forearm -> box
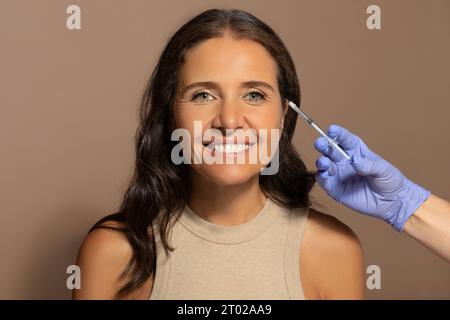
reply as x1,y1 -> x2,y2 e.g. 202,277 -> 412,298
403,194 -> 450,262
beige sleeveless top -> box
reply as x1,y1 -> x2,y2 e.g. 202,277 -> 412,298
149,197 -> 309,300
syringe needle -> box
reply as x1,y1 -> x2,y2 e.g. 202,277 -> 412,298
287,100 -> 351,161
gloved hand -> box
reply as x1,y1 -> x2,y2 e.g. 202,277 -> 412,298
314,124 -> 431,232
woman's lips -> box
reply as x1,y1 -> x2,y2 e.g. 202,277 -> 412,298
200,132 -> 259,157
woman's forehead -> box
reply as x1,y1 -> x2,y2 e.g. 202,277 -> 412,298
179,36 -> 278,85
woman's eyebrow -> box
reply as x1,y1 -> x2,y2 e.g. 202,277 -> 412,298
181,80 -> 275,95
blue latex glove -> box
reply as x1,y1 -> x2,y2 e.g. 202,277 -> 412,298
314,124 -> 431,232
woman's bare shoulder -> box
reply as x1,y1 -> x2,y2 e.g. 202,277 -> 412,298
305,209 -> 362,246
73,220 -> 153,299
301,208 -> 365,299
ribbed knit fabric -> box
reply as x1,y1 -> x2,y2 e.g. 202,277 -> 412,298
149,197 -> 309,300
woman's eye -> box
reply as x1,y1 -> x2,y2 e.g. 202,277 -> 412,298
192,91 -> 213,102
246,91 -> 266,103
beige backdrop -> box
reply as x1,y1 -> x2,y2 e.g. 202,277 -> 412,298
1,0 -> 449,299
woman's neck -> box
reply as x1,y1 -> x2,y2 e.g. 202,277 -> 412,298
188,171 -> 267,227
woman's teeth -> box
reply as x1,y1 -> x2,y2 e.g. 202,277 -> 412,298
212,143 -> 250,153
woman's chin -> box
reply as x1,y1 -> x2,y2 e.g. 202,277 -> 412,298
201,164 -> 262,186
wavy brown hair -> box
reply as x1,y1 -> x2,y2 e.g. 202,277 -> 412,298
89,8 -> 316,298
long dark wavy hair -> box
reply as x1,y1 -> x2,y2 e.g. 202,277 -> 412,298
89,8 -> 316,298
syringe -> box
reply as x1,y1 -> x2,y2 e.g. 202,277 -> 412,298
286,100 -> 351,161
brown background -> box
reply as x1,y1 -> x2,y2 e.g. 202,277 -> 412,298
0,0 -> 449,299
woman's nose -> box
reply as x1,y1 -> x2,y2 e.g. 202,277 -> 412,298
212,99 -> 245,130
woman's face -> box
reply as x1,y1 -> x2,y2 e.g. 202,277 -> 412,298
173,34 -> 287,186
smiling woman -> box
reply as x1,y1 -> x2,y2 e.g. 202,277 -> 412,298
174,35 -> 285,183
73,8 -> 365,300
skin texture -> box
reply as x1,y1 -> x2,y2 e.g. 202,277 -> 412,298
403,194 -> 450,262
73,32 -> 365,299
